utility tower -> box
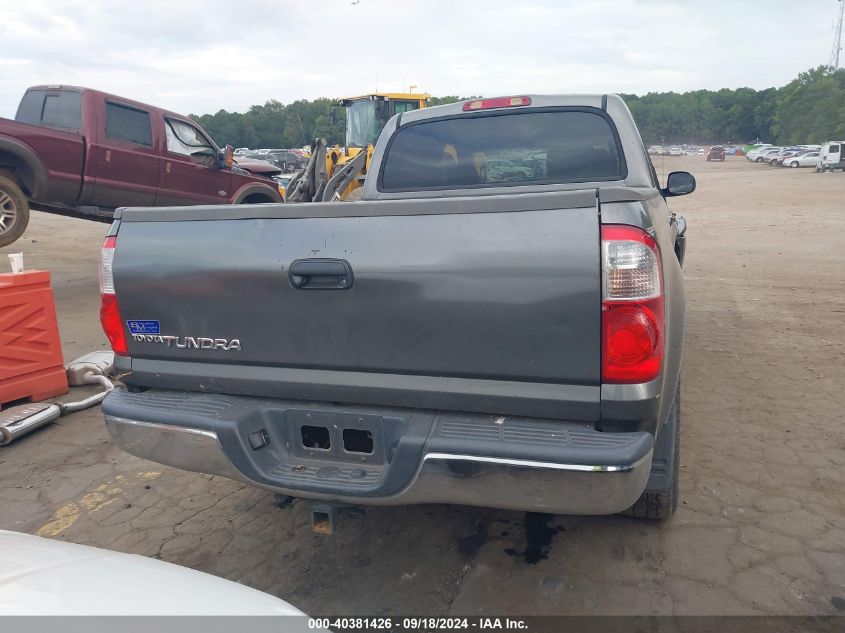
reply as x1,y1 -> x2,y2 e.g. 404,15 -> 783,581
832,0 -> 845,69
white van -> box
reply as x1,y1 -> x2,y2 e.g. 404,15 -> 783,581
818,141 -> 845,172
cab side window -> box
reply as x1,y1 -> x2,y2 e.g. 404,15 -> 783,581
165,119 -> 214,158
105,102 -> 152,145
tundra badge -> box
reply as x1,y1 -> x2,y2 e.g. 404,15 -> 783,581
130,334 -> 242,352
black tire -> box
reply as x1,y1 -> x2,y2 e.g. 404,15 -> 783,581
623,383 -> 681,521
0,174 -> 30,248
790,161 -> 799,168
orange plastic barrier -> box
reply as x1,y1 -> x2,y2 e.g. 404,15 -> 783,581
0,270 -> 68,409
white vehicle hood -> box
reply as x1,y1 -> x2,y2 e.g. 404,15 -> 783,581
0,530 -> 302,615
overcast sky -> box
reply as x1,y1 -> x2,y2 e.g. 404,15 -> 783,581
0,0 -> 839,117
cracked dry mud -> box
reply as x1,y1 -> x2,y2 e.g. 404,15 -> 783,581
1,156 -> 843,615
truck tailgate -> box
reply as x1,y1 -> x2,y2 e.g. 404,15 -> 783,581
114,190 -> 601,420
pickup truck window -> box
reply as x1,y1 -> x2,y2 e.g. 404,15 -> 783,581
165,119 -> 214,156
14,90 -> 82,130
105,102 -> 152,146
15,91 -> 44,125
380,109 -> 625,191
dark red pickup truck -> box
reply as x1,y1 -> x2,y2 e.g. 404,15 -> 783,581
0,85 -> 283,247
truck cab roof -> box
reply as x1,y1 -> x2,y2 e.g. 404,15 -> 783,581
22,85 -> 193,130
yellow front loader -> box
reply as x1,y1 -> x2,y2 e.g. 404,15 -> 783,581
286,92 -> 429,203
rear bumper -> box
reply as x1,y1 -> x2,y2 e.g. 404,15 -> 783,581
103,389 -> 653,515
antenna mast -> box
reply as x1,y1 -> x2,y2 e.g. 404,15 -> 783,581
832,0 -> 845,69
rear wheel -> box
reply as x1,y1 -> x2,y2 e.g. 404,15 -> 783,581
622,383 -> 681,521
790,161 -> 799,168
0,174 -> 30,248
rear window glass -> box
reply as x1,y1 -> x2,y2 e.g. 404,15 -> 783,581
380,109 -> 624,191
15,90 -> 82,130
15,90 -> 46,125
105,102 -> 152,146
41,92 -> 82,129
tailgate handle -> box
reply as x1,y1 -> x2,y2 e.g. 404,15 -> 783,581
289,259 -> 354,290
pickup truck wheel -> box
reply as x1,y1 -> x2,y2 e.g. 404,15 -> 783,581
0,174 -> 30,248
622,383 -> 680,521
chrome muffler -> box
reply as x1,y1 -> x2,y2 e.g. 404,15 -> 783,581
0,403 -> 62,445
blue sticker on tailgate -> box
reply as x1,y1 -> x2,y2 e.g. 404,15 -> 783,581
127,320 -> 160,334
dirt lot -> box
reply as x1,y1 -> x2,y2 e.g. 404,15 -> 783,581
1,156 -> 843,616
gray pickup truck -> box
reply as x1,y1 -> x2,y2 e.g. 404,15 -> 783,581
100,94 -> 693,525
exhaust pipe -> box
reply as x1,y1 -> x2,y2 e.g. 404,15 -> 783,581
0,403 -> 62,445
0,351 -> 115,445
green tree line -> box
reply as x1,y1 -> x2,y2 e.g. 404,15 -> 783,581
192,67 -> 845,149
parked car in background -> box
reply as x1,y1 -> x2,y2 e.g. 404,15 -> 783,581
706,146 -> 725,161
746,146 -> 781,161
752,148 -> 784,163
0,530 -> 304,615
268,149 -> 308,172
0,85 -> 283,247
818,141 -> 844,172
234,155 -> 283,177
744,143 -> 772,155
668,146 -> 683,156
772,149 -> 806,166
241,150 -> 307,173
784,151 -> 820,168
273,172 -> 299,199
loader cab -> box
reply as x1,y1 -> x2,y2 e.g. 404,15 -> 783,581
341,93 -> 429,148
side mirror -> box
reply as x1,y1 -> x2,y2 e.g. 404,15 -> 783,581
663,171 -> 696,197
219,144 -> 234,169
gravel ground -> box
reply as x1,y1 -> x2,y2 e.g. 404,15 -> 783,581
1,156 -> 843,615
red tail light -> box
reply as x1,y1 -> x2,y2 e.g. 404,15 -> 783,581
601,225 -> 664,383
462,96 -> 531,111
99,235 -> 127,356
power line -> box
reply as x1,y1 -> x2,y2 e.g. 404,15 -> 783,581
831,0 -> 845,69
